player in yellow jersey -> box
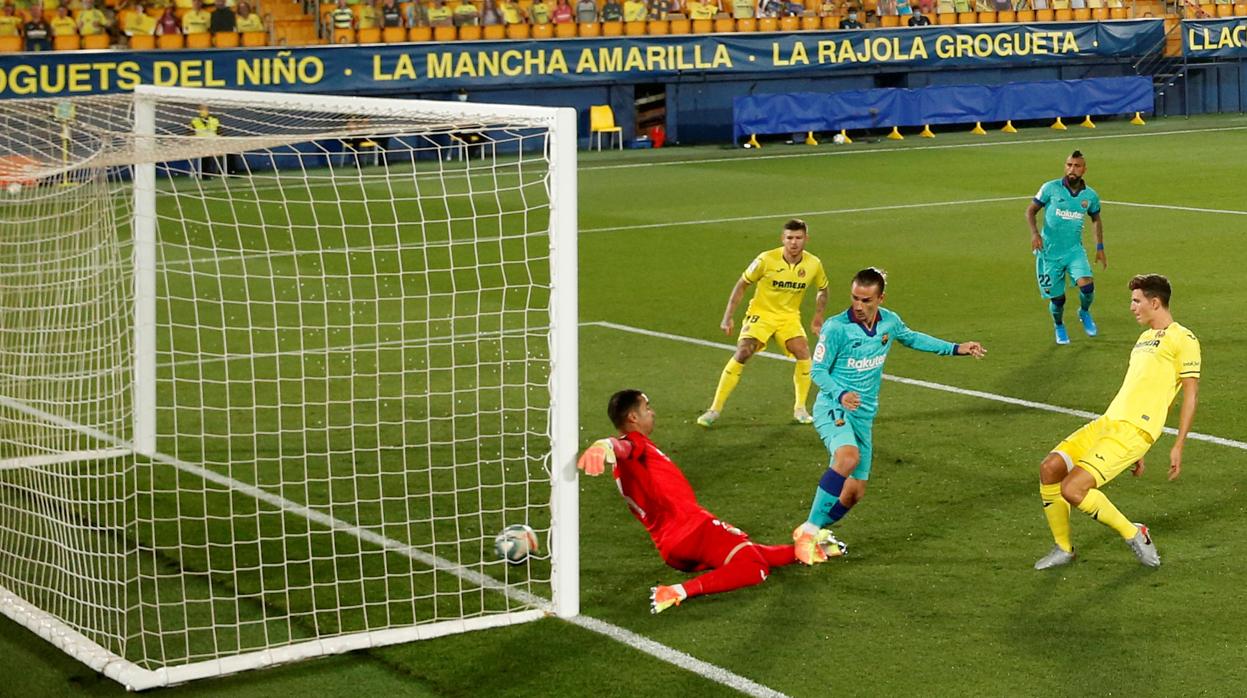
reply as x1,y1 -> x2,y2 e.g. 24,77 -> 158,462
697,219 -> 830,427
1035,274 -> 1200,570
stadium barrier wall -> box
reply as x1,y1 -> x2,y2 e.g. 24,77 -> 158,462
731,76 -> 1155,142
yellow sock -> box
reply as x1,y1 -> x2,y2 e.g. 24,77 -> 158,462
1076,489 -> 1138,539
793,359 -> 812,410
709,358 -> 744,413
1040,483 -> 1072,552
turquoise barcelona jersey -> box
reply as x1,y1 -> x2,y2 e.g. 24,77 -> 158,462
1034,178 -> 1101,254
810,308 -> 957,422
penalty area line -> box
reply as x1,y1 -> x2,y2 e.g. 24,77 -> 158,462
583,320 -> 1247,452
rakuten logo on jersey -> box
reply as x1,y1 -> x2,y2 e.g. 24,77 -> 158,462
846,355 -> 886,371
1054,208 -> 1085,222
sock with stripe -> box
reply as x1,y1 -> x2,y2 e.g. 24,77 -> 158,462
1049,294 -> 1066,326
710,358 -> 745,413
1040,482 -> 1072,552
793,358 -> 812,410
1079,282 -> 1095,312
1076,488 -> 1138,539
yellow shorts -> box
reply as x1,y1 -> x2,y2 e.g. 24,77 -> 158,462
1053,415 -> 1154,487
740,313 -> 805,355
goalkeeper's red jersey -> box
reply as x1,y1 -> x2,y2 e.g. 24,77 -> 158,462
613,431 -> 711,555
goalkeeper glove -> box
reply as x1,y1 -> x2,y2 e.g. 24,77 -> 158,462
577,438 -> 617,476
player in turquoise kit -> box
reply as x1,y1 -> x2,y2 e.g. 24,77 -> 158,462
1026,150 -> 1105,345
790,268 -> 986,559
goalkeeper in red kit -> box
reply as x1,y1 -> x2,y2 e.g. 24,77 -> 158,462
577,389 -> 843,614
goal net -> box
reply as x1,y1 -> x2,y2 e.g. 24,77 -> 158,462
0,86 -> 578,690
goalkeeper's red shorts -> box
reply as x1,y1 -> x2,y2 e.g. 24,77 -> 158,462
659,515 -> 752,573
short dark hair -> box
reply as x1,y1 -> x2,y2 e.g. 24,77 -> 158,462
606,389 -> 645,429
783,218 -> 807,234
1129,274 -> 1171,308
852,267 -> 887,294
1070,150 -> 1084,159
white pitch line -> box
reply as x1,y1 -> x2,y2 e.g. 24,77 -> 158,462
584,320 -> 1247,452
0,391 -> 786,698
580,124 -> 1247,171
1105,200 -> 1247,216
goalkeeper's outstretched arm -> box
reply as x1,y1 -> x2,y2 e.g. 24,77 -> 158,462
577,437 -> 634,476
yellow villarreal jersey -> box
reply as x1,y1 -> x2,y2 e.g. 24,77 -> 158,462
1104,322 -> 1201,440
741,247 -> 828,319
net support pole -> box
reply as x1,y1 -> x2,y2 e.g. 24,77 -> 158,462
132,93 -> 157,457
547,106 -> 579,619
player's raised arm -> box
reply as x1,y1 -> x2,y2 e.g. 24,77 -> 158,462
577,437 -> 632,476
719,277 -> 750,336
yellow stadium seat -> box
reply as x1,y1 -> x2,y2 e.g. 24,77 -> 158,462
1073,7 -> 1090,18
976,10 -> 995,21
1091,6 -> 1108,17
779,14 -> 798,29
554,21 -> 576,36
1035,8 -> 1054,19
714,16 -> 735,30
1234,1 -> 1246,15
186,32 -> 212,47
130,34 -> 156,48
578,21 -> 600,35
382,26 -> 406,41
531,22 -> 553,37
668,17 -> 691,32
83,33 -> 110,48
647,18 -> 669,33
589,104 -> 622,150
997,9 -> 1015,20
800,14 -> 819,28
157,33 -> 185,48
601,19 -> 623,34
757,15 -> 777,29
0,36 -> 22,52
1198,3 -> 1213,15
242,30 -> 268,45
1108,6 -> 1126,17
955,10 -> 974,21
880,13 -> 900,24
624,19 -> 645,33
737,16 -> 757,29
433,25 -> 457,39
214,31 -> 240,47
333,27 -> 355,42
459,24 -> 482,39
506,23 -> 531,37
483,23 -> 506,38
1016,8 -> 1035,19
820,15 -> 839,28
357,26 -> 382,41
935,11 -> 954,22
1215,2 -> 1233,13
54,35 -> 80,50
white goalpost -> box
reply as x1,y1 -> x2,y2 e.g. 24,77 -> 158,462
0,86 -> 578,690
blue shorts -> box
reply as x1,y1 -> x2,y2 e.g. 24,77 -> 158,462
1035,248 -> 1092,300
813,409 -> 874,481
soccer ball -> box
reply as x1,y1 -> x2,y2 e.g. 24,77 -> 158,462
5,182 -> 21,196
494,523 -> 539,564
832,133 -> 847,145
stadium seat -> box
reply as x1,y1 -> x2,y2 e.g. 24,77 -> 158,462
956,10 -> 975,21
714,16 -> 735,30
0,36 -> 21,52
779,14 -> 798,29
800,13 -> 819,28
1073,7 -> 1091,18
381,26 -> 406,41
737,16 -> 758,29
242,30 -> 269,45
1054,8 -> 1073,18
601,19 -> 623,34
506,23 -> 532,38
483,24 -> 506,38
357,26 -> 382,41
531,22 -> 553,37
459,25 -> 482,39
1091,6 -> 1108,16
589,104 -> 623,150
1235,1 -> 1246,15
647,18 -> 669,33
997,9 -> 1015,20
554,21 -> 576,36
130,34 -> 156,49
757,16 -> 778,30
976,10 -> 995,21
214,31 -> 241,47
1198,3 -> 1214,15
668,17 -> 691,32
157,33 -> 185,48
624,19 -> 646,34
1016,8 -> 1035,18
333,27 -> 355,42
54,35 -> 80,50
433,25 -> 458,39
83,33 -> 110,49
1035,8 -> 1055,19
820,14 -> 839,28
186,32 -> 212,47
1215,1 -> 1233,13
578,21 -> 600,35
1109,6 -> 1127,17
880,13 -> 900,25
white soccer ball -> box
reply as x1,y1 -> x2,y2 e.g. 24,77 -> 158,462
832,133 -> 847,145
5,182 -> 21,196
494,523 -> 539,564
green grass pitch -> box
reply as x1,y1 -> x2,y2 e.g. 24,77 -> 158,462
3,113 -> 1247,697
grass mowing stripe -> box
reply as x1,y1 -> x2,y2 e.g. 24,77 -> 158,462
0,393 -> 788,698
585,320 -> 1247,452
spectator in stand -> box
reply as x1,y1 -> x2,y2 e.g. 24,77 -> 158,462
25,5 -> 52,48
125,1 -> 157,35
480,0 -> 502,24
878,0 -> 896,14
182,0 -> 211,33
426,0 -> 452,26
76,0 -> 109,36
688,0 -> 718,19
916,0 -> 932,11
50,4 -> 76,36
646,0 -> 666,18
622,0 -> 646,19
600,0 -> 622,20
356,0 -> 378,29
575,0 -> 596,22
839,8 -> 862,25
235,1 -> 262,31
907,6 -> 929,22
380,0 -> 404,26
498,0 -> 525,23
452,0 -> 478,25
552,0 -> 573,22
155,4 -> 179,33
0,5 -> 22,38
730,0 -> 751,17
209,0 -> 235,32
528,0 -> 551,22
